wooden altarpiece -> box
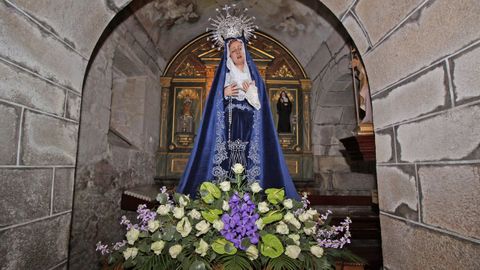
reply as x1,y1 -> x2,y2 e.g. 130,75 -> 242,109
155,32 -> 313,187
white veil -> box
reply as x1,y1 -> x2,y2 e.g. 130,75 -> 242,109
224,39 -> 261,110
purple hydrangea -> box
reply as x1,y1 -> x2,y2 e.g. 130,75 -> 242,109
220,193 -> 259,250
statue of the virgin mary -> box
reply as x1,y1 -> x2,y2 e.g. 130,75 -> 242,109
177,5 -> 299,199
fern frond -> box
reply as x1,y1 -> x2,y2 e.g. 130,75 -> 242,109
326,248 -> 365,264
131,255 -> 178,270
214,253 -> 253,270
264,255 -> 300,270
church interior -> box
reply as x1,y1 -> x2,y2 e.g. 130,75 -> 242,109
0,0 -> 479,269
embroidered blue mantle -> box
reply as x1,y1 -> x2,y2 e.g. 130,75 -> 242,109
177,38 -> 299,200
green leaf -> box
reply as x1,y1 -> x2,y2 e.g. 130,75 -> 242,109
201,209 -> 223,223
261,210 -> 283,225
189,260 -> 207,270
137,241 -> 149,253
162,226 -> 176,241
216,253 -> 253,270
151,231 -> 162,241
260,234 -> 284,258
107,254 -> 116,265
265,255 -> 299,270
265,188 -> 285,205
224,242 -> 236,254
200,182 -> 221,203
240,238 -> 251,250
132,254 -> 178,270
156,193 -> 168,204
123,258 -> 135,269
212,238 -> 237,255
202,194 -> 215,204
304,220 -> 316,229
212,238 -> 226,254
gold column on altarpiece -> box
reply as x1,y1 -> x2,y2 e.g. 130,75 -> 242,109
158,77 -> 172,152
300,79 -> 312,153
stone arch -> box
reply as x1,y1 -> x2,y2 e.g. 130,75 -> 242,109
0,1 -> 478,269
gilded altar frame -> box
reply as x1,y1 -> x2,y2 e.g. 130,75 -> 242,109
156,32 -> 313,183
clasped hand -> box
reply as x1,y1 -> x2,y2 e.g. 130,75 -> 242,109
224,81 -> 255,97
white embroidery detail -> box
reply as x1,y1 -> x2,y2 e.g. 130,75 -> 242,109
213,96 -> 261,181
227,102 -> 253,111
212,99 -> 228,179
247,110 -> 261,180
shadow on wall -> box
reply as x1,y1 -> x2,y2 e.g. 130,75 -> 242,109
306,11 -> 377,196
69,2 -> 163,269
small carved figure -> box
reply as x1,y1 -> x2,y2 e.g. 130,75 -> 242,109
351,54 -> 372,123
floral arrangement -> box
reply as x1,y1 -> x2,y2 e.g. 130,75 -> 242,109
97,164 -> 357,270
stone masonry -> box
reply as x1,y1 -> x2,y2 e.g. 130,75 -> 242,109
69,6 -> 164,270
307,23 -> 376,196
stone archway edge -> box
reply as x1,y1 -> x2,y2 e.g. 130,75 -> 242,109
0,0 -> 479,269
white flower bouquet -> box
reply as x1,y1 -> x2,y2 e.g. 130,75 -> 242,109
97,164 -> 359,270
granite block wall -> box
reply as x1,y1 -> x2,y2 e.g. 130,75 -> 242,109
69,7 -> 164,270
0,0 -> 118,268
338,0 -> 480,268
306,20 -> 376,196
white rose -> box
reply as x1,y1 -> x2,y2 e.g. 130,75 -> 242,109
222,200 -> 230,211
179,196 -> 190,207
195,220 -> 210,236
188,209 -> 202,220
250,182 -> 263,193
232,163 -> 244,174
290,218 -> 301,230
283,212 -> 294,222
195,239 -> 209,257
258,202 -> 269,213
310,245 -> 324,258
288,234 -> 300,246
283,199 -> 293,209
156,205 -> 170,216
169,244 -> 183,259
298,212 -> 310,222
285,245 -> 301,259
123,247 -> 138,260
213,219 -> 224,231
276,221 -> 289,235
219,181 -> 231,192
151,241 -> 165,255
176,217 -> 192,237
307,209 -> 318,217
304,225 -> 317,236
246,245 -> 259,260
255,219 -> 265,230
148,220 -> 160,232
284,212 -> 301,229
126,228 -> 140,245
173,207 -> 185,219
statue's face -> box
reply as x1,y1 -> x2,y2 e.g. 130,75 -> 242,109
229,40 -> 244,66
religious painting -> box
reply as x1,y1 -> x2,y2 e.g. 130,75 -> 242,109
270,87 -> 298,135
172,87 -> 203,147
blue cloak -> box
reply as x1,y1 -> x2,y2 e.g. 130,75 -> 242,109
177,38 -> 300,200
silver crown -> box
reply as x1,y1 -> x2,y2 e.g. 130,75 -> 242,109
206,4 -> 258,50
